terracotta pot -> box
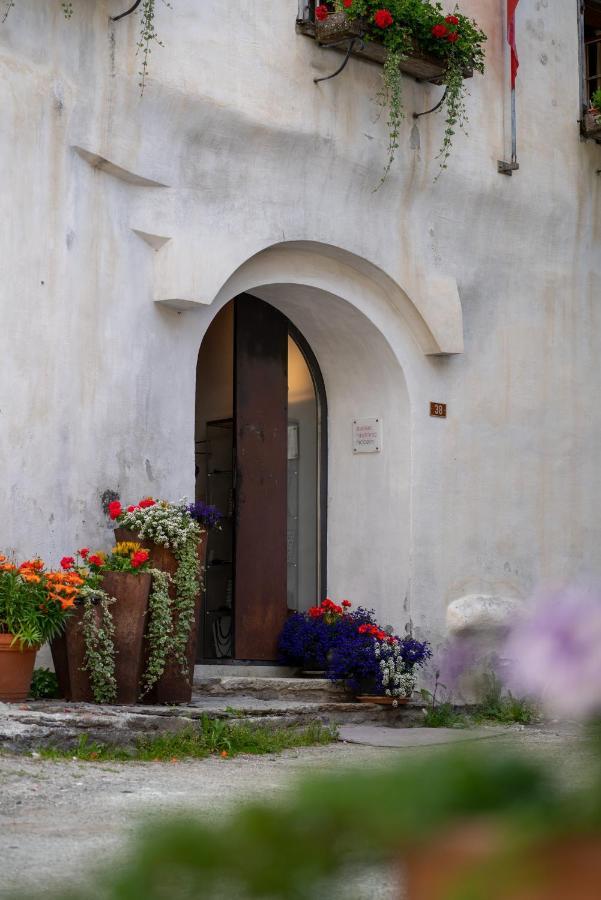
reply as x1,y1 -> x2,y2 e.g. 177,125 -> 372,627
356,695 -> 409,706
403,825 -> 601,899
0,634 -> 38,702
101,571 -> 151,705
50,630 -> 72,700
115,527 -> 208,704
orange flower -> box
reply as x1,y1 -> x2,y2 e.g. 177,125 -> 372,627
21,573 -> 41,583
0,563 -> 16,573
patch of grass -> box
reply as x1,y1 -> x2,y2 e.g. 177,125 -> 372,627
37,718 -> 337,763
421,701 -> 468,728
472,674 -> 538,725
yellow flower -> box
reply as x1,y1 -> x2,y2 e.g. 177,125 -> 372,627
112,542 -> 142,558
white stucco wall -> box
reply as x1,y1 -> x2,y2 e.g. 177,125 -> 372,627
1,1 -> 600,650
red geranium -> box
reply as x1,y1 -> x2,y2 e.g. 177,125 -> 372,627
315,4 -> 329,21
374,9 -> 393,29
131,549 -> 150,568
432,23 -> 448,38
138,498 -> 156,509
448,31 -> 459,43
60,556 -> 74,571
342,600 -> 352,608
88,554 -> 105,568
445,15 -> 459,25
108,501 -> 122,521
308,606 -> 324,618
343,0 -> 353,6
78,548 -> 89,559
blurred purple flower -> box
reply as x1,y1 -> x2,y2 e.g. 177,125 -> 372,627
504,584 -> 601,718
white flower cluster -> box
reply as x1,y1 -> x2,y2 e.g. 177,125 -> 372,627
375,640 -> 416,700
120,500 -> 200,551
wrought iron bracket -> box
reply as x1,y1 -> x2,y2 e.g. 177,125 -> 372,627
497,160 -> 520,176
313,36 -> 366,84
413,87 -> 448,119
111,0 -> 142,23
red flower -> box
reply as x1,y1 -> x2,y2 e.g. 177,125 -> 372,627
138,498 -> 156,509
447,31 -> 459,43
315,4 -> 329,21
131,550 -> 149,568
374,9 -> 393,29
308,606 -> 325,618
432,23 -> 448,38
341,600 -> 352,608
127,505 -> 138,513
445,15 -> 459,26
60,556 -> 74,570
88,554 -> 104,567
78,548 -> 89,559
108,501 -> 122,521
343,0 -> 353,7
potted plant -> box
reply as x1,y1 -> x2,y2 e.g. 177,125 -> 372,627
583,88 -> 601,138
0,555 -> 75,702
312,2 -> 486,180
279,598 -> 366,674
109,497 -> 213,704
57,545 -> 156,705
328,615 -> 432,704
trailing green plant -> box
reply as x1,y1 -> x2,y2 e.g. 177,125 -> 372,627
80,589 -> 117,705
2,0 -> 169,94
140,568 -> 173,697
171,537 -> 201,676
322,1 -> 486,181
29,667 -> 60,700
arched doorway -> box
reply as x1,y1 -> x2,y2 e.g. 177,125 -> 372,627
195,294 -> 327,662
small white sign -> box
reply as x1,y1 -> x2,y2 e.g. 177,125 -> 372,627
352,418 -> 382,454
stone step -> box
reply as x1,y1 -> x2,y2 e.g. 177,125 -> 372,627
193,674 -> 348,703
0,696 -> 426,753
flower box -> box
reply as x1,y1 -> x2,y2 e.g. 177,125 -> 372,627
582,110 -> 601,141
305,13 -> 464,84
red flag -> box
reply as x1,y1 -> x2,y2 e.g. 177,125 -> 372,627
508,0 -> 519,88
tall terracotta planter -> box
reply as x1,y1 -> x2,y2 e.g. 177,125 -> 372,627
50,630 -> 72,700
0,634 -> 38,702
102,571 -> 151,705
52,573 -> 151,705
64,604 -> 99,703
115,527 -> 208,704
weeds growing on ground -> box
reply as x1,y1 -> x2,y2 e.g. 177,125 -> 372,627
420,671 -> 538,728
37,718 -> 337,763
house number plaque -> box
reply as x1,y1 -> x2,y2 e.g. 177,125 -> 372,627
430,402 -> 447,418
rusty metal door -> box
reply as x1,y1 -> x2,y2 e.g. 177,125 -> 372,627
234,294 -> 288,660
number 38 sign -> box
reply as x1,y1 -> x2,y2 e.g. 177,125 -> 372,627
430,402 -> 447,418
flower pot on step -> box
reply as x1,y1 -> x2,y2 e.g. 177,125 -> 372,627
50,631 -> 72,700
114,527 -> 208,704
101,571 -> 151,705
0,634 -> 38,702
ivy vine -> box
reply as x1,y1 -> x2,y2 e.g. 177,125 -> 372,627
171,538 -> 201,677
140,568 -> 173,697
80,590 -> 117,705
2,0 -> 169,94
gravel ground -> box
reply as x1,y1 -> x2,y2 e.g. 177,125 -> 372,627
0,722 -> 592,898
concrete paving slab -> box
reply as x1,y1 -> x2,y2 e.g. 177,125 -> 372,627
338,724 -> 510,747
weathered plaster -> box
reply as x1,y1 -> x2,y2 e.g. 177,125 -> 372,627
1,1 -> 600,650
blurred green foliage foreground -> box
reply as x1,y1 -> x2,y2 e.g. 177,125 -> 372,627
33,728 -> 601,900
